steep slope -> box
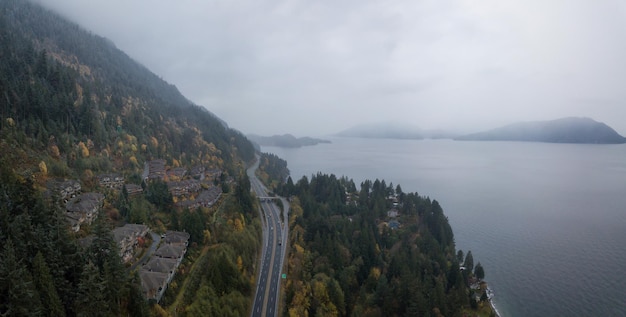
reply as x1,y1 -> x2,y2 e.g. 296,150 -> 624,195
0,0 -> 254,179
455,117 -> 626,144
0,1 -> 261,315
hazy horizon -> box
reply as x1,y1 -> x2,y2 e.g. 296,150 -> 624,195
34,0 -> 626,137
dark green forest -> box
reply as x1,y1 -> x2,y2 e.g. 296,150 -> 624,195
0,1 -> 260,316
0,0 -> 254,179
259,155 -> 494,317
0,165 -> 149,316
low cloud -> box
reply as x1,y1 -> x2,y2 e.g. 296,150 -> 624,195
36,0 -> 626,136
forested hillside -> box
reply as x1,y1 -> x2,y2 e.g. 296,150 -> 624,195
259,155 -> 495,317
0,0 -> 254,179
0,1 -> 260,316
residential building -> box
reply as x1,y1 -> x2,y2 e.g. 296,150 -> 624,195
112,224 -> 149,263
146,159 -> 166,181
47,179 -> 82,202
65,192 -> 104,232
139,270 -> 168,302
124,184 -> 143,196
97,173 -> 125,189
139,229 -> 190,302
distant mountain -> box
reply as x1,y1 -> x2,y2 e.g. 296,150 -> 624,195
336,122 -> 458,140
455,117 -> 626,144
247,134 -> 331,148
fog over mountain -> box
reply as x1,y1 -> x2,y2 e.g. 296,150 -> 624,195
455,117 -> 626,144
34,0 -> 626,137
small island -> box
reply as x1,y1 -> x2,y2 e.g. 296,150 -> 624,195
247,133 -> 331,148
455,117 -> 626,144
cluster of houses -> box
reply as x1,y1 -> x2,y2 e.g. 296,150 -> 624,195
139,230 -> 190,302
44,159 -> 224,302
47,179 -> 82,203
46,159 -> 225,233
82,223 -> 190,302
143,159 -> 224,210
175,186 -> 222,209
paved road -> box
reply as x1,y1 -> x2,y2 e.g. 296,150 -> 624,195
249,157 -> 289,317
131,232 -> 160,271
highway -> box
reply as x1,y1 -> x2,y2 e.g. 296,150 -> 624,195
248,157 -> 289,317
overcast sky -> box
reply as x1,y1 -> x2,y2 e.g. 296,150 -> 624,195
35,0 -> 626,136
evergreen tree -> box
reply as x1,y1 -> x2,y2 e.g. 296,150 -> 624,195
88,210 -> 126,313
74,261 -> 108,317
124,271 -> 149,317
0,239 -> 44,316
464,251 -> 474,274
32,251 -> 65,317
475,262 -> 485,281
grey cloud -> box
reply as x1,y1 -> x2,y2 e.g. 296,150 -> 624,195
34,0 -> 626,136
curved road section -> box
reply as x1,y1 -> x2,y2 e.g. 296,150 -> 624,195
249,157 -> 289,317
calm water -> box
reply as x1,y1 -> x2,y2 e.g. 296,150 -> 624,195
262,137 -> 626,317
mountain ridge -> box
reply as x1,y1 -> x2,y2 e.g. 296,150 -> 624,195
455,117 -> 626,144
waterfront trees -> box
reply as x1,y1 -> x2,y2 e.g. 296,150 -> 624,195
464,251 -> 474,274
475,262 -> 485,281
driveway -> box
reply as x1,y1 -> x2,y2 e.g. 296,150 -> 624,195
131,231 -> 160,271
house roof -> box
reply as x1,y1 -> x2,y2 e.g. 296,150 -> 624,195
124,184 -> 143,194
112,224 -> 148,244
155,244 -> 185,259
139,270 -> 167,297
66,192 -> 104,213
143,257 -> 178,274
164,230 -> 190,245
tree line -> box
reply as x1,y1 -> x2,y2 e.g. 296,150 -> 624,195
0,163 -> 149,316
257,153 -> 491,316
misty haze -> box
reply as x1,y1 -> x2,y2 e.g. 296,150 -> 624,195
34,0 -> 626,137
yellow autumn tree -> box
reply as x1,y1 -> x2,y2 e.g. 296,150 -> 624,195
38,161 -> 47,176
236,255 -> 243,272
150,137 -> 158,148
369,267 -> 381,281
233,218 -> 244,232
78,141 -> 89,158
49,144 -> 60,159
288,280 -> 311,317
203,229 -> 211,244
